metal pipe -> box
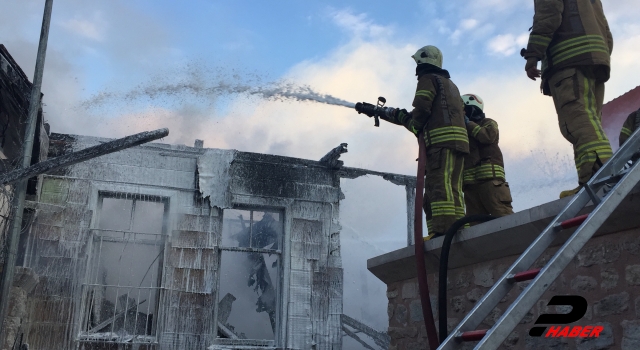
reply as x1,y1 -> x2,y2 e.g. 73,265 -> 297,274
0,0 -> 54,344
0,128 -> 170,186
405,185 -> 415,246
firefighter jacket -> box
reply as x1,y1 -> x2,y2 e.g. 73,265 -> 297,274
463,117 -> 506,185
619,109 -> 640,147
524,0 -> 614,86
388,65 -> 469,154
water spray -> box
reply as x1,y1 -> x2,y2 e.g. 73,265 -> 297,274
80,78 -> 357,111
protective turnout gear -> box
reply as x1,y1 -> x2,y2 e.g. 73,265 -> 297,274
412,45 -> 443,69
423,148 -> 466,235
463,118 -> 505,185
386,69 -> 469,154
551,67 -> 613,187
522,0 -> 613,85
619,109 -> 640,147
464,180 -> 514,217
523,0 -> 614,198
384,48 -> 468,235
463,115 -> 514,218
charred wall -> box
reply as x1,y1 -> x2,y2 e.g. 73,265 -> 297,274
0,44 -> 49,350
21,134 -> 343,350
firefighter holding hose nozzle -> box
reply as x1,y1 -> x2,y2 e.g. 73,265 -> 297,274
355,45 -> 469,239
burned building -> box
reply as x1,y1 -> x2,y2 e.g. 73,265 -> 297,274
0,44 -> 49,350
0,43 -> 401,350
16,133 -> 347,349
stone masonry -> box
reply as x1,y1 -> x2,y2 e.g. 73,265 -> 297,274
386,227 -> 640,350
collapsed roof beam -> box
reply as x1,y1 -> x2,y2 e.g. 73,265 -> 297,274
0,128 -> 169,185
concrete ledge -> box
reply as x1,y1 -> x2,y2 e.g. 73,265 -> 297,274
367,185 -> 640,284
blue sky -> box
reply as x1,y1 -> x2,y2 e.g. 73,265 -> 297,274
2,0 -> 640,343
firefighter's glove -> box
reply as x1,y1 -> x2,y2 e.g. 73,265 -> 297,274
383,107 -> 398,120
410,125 -> 420,137
525,58 -> 541,81
464,115 -> 470,125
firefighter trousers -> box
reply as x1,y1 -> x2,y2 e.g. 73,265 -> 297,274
423,147 -> 465,235
548,66 -> 613,184
463,179 -> 514,221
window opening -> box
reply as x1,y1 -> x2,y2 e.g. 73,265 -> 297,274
217,208 -> 283,343
79,192 -> 168,347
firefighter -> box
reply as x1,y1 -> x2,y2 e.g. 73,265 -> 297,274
383,45 -> 469,239
619,108 -> 640,147
461,94 -> 514,219
522,0 -> 614,198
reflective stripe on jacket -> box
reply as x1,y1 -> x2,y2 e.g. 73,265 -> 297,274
524,0 -> 613,82
619,110 -> 640,147
386,71 -> 469,153
412,74 -> 469,153
463,118 -> 506,185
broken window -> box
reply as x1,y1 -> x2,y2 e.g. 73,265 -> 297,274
79,192 -> 168,347
216,208 -> 283,345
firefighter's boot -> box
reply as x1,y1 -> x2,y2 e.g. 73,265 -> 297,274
559,185 -> 582,199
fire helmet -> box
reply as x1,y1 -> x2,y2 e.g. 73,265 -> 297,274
462,94 -> 484,111
412,45 -> 443,68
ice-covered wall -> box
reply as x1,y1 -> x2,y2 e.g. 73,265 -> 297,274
21,134 -> 344,350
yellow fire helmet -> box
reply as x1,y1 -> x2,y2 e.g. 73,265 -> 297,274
411,45 -> 443,68
462,94 -> 484,112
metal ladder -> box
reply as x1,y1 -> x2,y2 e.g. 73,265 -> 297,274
438,127 -> 640,350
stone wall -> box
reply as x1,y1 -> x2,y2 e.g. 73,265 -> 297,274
386,227 -> 640,350
0,267 -> 38,350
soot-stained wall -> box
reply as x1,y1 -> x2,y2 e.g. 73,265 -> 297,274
20,133 -> 344,350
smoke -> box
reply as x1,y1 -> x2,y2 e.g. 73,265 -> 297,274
78,64 -> 356,113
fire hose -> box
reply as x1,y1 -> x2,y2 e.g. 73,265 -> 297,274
414,132 -> 440,349
437,215 -> 495,343
354,97 -> 499,346
354,99 -> 440,347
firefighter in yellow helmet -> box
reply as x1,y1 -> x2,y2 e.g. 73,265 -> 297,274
383,45 -> 469,239
619,107 -> 640,147
461,94 -> 514,219
522,0 -> 614,198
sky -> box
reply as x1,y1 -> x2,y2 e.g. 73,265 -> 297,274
2,0 -> 640,347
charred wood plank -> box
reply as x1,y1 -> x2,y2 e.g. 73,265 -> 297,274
0,128 -> 169,185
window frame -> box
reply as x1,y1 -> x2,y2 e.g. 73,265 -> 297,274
77,185 -> 176,348
213,199 -> 293,349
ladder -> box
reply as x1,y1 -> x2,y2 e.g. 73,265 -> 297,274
438,127 -> 640,350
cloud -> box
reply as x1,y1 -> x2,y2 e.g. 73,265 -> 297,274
450,19 -> 479,43
488,33 -> 529,56
330,9 -> 391,40
59,13 -> 107,42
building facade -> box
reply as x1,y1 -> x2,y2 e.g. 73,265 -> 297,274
17,133 -> 345,350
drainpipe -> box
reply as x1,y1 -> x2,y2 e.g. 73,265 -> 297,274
0,0 -> 54,344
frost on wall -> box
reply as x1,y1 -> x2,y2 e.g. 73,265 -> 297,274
197,149 -> 237,209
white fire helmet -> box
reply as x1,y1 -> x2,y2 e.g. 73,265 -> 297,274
462,94 -> 484,112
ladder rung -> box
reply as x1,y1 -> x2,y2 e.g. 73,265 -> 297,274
458,329 -> 487,342
558,214 -> 589,230
509,268 -> 541,282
